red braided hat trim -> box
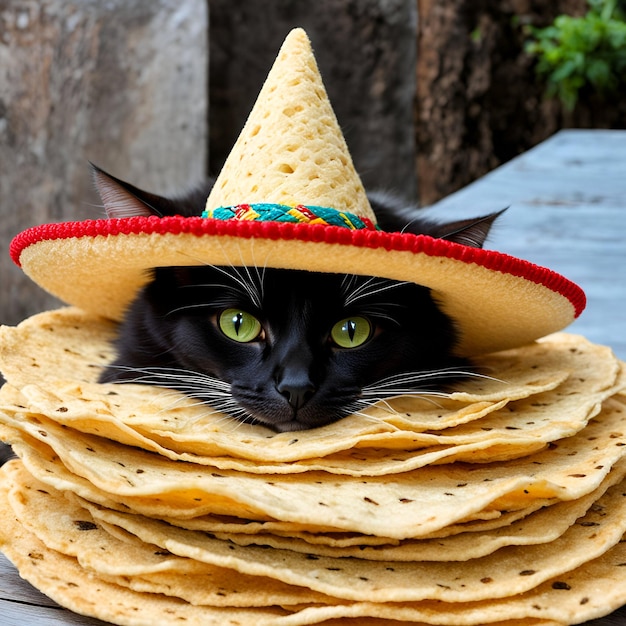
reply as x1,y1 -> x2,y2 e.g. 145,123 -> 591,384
10,216 -> 586,317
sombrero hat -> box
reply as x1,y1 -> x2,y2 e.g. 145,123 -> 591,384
10,28 -> 585,357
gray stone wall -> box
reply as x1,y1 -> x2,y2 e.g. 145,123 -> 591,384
0,0 -> 208,325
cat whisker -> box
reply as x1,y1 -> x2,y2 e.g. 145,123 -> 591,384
173,283 -> 258,314
360,393 -> 447,410
187,403 -> 240,424
348,410 -> 387,424
213,239 -> 267,309
185,401 -> 246,426
214,407 -> 260,432
339,273 -> 409,326
155,394 -> 224,412
364,370 -> 457,387
151,389 -> 200,409
356,306 -> 404,327
237,241 -> 268,305
173,249 -> 264,309
151,378 -> 231,393
355,397 -> 401,415
364,368 -> 505,393
343,276 -> 383,306
211,264 -> 264,310
182,403 -> 226,417
100,364 -> 266,429
166,303 -> 214,315
339,273 -> 357,294
361,388 -> 450,399
101,365 -> 232,395
100,364 -> 225,380
359,368 -> 482,408
342,276 -> 411,308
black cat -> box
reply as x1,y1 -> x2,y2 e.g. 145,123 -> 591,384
94,166 -> 501,432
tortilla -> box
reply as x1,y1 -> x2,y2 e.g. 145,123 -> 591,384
3,308 -> 619,468
76,474 -> 626,604
191,459 -> 626,562
0,467 -> 299,625
2,309 -> 626,624
2,396 -> 625,542
0,391 -> 554,474
2,460 -> 621,625
3,460 -> 335,608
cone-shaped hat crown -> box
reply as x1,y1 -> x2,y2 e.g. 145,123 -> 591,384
205,28 -> 376,223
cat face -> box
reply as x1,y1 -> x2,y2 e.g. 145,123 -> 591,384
93,164 -> 500,431
101,265 -> 464,432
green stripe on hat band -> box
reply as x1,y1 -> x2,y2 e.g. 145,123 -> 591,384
201,203 -> 379,230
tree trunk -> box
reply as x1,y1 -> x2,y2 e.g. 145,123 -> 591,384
416,0 -> 588,205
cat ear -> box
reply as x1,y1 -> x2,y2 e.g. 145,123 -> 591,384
395,209 -> 505,249
91,163 -> 171,218
368,191 -> 504,248
433,209 -> 506,248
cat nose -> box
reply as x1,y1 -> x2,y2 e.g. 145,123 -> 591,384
276,381 -> 316,411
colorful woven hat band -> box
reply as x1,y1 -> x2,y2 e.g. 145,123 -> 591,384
202,204 -> 378,231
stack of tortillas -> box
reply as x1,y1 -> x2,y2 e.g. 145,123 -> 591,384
2,28 -> 626,626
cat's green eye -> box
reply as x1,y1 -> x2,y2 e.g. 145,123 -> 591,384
330,316 -> 372,349
219,309 -> 262,343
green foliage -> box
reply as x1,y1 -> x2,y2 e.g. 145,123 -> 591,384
525,0 -> 626,110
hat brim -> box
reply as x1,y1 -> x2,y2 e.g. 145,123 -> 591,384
10,216 -> 585,357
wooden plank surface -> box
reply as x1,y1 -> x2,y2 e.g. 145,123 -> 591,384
1,129 -> 626,624
0,554 -> 107,625
427,128 -> 626,360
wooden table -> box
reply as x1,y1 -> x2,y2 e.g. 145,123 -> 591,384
429,128 -> 626,362
1,129 -> 625,624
